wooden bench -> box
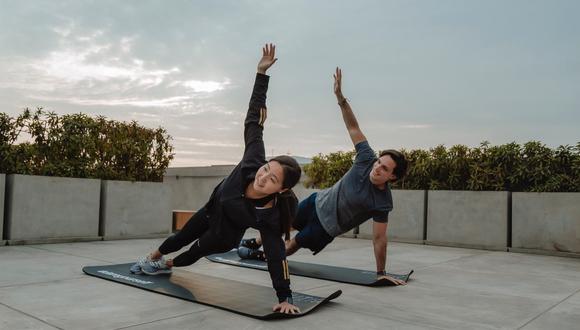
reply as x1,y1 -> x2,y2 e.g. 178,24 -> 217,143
172,210 -> 195,232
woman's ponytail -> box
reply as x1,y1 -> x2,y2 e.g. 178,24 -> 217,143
270,155 -> 302,240
277,190 -> 298,240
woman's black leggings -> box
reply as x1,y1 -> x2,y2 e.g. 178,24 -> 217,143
158,207 -> 241,267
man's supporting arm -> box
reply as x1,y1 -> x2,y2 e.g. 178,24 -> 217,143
372,221 -> 407,285
372,221 -> 388,273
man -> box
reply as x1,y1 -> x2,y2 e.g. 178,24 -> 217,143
241,67 -> 409,285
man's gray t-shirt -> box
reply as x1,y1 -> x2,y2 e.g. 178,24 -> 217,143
315,141 -> 393,237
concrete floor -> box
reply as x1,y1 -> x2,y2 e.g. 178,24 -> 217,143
1,232 -> 579,330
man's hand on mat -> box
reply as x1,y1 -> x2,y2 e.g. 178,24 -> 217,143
273,301 -> 301,314
257,43 -> 277,74
378,275 -> 407,286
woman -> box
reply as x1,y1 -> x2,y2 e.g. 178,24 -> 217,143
131,43 -> 302,314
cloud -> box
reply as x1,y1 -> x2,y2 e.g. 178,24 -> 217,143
267,121 -> 291,129
129,112 -> 161,118
29,95 -> 194,108
0,25 -> 233,111
52,24 -> 74,38
170,157 -> 235,167
174,79 -> 231,93
398,124 -> 432,129
120,37 -> 134,53
195,141 -> 240,147
29,46 -> 179,86
174,150 -> 208,155
166,104 -> 237,117
174,136 -> 241,148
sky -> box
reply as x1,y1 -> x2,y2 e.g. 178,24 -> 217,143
1,0 -> 578,166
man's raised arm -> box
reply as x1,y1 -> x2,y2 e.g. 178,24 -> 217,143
334,67 -> 366,146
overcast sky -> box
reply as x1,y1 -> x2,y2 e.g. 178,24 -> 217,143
1,0 -> 578,166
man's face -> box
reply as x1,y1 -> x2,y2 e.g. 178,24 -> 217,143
369,154 -> 397,185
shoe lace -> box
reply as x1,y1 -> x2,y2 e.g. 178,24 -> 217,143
149,259 -> 166,269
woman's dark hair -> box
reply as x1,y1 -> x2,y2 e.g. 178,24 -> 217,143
270,155 -> 302,240
276,190 -> 299,241
378,149 -> 409,182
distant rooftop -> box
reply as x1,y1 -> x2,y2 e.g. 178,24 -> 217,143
269,155 -> 312,165
165,156 -> 312,176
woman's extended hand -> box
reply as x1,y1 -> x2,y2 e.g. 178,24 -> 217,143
257,43 -> 278,74
273,301 -> 301,314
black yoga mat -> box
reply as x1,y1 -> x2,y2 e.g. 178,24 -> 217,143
83,263 -> 341,320
207,250 -> 413,286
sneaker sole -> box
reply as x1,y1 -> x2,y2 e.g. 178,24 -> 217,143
142,269 -> 173,275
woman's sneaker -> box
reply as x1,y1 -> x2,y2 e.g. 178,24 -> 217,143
237,246 -> 266,261
240,238 -> 262,249
130,256 -> 149,275
142,257 -> 172,275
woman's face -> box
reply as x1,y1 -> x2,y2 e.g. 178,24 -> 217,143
253,160 -> 286,195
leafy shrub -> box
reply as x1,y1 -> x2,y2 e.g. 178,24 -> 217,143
0,108 -> 173,182
304,141 -> 579,192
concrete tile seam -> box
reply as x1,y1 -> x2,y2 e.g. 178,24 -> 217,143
412,251 -> 493,271
25,245 -> 115,264
0,275 -> 87,290
331,305 -> 450,330
403,280 -> 578,303
516,287 -> 580,330
0,301 -> 63,330
413,265 -> 580,284
415,265 -> 580,281
112,309 -> 214,330
302,282 -> 343,292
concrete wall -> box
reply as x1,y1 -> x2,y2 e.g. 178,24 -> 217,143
163,166 -> 358,238
164,165 -> 321,210
426,190 -> 509,250
359,190 -> 426,243
5,174 -> 101,243
1,174 -> 5,245
164,165 -> 234,211
293,175 -> 320,201
161,167 -> 579,257
101,180 -> 172,239
512,192 -> 580,254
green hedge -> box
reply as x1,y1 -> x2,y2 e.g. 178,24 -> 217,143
304,141 -> 580,192
0,108 -> 174,182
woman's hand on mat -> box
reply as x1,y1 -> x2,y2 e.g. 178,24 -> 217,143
257,43 -> 277,74
333,67 -> 344,99
378,275 -> 407,286
273,301 -> 301,314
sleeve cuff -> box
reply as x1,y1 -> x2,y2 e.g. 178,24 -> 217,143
278,294 -> 293,303
354,140 -> 370,152
256,72 -> 270,81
